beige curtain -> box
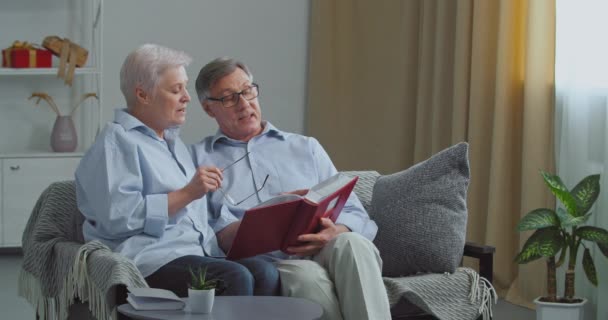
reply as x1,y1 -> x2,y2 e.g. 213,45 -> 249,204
307,0 -> 555,308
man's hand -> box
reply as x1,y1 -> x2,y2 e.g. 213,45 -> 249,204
285,218 -> 350,257
217,221 -> 241,253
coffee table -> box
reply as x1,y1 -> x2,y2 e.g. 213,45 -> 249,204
117,296 -> 323,320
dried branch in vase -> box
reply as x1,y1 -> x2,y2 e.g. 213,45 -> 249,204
28,92 -> 98,117
28,92 -> 61,116
70,92 -> 98,116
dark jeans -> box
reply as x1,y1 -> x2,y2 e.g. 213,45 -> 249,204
144,255 -> 280,297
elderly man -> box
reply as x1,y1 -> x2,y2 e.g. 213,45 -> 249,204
191,57 -> 391,320
75,45 -> 279,298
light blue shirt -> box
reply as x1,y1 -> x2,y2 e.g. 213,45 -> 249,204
75,108 -> 223,277
190,121 -> 378,259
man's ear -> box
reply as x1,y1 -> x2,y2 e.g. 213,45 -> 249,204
135,87 -> 149,105
202,101 -> 216,118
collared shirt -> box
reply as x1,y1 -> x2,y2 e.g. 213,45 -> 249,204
75,108 -> 223,277
190,121 -> 378,259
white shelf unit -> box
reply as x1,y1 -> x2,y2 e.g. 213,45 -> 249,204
0,68 -> 101,76
0,0 -> 103,247
0,0 -> 103,155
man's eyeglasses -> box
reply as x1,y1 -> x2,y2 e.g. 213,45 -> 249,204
206,83 -> 259,108
218,151 -> 269,206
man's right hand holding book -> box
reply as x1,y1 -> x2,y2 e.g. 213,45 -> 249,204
285,217 -> 351,257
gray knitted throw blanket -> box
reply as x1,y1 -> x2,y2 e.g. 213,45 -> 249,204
18,181 -> 147,320
384,268 -> 496,320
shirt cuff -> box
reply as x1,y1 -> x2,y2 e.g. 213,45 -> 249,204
335,212 -> 366,237
144,194 -> 168,237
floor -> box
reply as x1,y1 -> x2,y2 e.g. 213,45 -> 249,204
1,253 -> 35,319
1,253 -> 534,319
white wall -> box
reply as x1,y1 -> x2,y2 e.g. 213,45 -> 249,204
102,0 -> 310,144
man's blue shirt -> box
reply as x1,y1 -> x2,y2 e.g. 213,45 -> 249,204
190,121 -> 378,259
75,108 -> 223,277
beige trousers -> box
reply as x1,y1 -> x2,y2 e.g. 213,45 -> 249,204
276,233 -> 391,320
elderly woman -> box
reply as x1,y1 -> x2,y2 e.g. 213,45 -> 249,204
75,44 -> 279,297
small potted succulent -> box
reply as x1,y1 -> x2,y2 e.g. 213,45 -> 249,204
187,266 -> 221,314
515,171 -> 608,320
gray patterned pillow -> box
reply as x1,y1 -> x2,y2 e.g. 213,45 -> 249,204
371,142 -> 469,276
341,170 -> 381,213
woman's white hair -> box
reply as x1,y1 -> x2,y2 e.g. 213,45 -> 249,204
120,44 -> 192,107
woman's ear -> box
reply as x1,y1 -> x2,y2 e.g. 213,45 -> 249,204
135,87 -> 149,104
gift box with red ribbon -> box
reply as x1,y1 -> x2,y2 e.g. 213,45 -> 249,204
2,42 -> 52,68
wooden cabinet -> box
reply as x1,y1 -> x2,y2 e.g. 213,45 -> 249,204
1,155 -> 81,247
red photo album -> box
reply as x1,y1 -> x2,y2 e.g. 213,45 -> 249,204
226,173 -> 358,260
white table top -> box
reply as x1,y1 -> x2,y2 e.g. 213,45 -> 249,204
118,296 -> 323,320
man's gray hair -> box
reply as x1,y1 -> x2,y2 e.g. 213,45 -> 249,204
195,57 -> 253,103
120,44 -> 192,107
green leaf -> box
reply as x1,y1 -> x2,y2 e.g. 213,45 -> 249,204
517,208 -> 559,231
188,266 -> 196,283
598,242 -> 608,258
199,267 -> 207,286
536,228 -> 564,257
515,230 -> 543,264
515,228 -> 562,263
541,171 -> 568,192
514,247 -> 542,264
556,208 -> 591,228
583,248 -> 598,286
541,171 -> 578,216
571,174 -> 600,216
189,265 -> 217,290
576,226 -> 608,244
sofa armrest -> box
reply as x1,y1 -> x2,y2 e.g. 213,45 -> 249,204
463,242 -> 495,284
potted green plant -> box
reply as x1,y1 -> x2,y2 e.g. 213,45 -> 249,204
187,266 -> 221,314
515,171 -> 608,320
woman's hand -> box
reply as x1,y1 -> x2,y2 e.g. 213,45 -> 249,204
168,166 -> 222,216
187,166 -> 223,199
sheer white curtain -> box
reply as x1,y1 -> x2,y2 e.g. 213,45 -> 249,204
555,1 -> 608,319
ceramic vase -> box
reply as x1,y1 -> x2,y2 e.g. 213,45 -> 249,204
187,288 -> 214,314
50,115 -> 77,152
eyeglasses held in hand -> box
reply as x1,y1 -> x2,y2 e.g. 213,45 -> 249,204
219,174 -> 269,206
218,151 -> 269,206
206,83 -> 259,108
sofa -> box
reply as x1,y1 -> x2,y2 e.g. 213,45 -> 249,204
19,142 -> 496,320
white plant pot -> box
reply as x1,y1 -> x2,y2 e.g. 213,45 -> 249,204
534,297 -> 587,320
187,288 -> 215,314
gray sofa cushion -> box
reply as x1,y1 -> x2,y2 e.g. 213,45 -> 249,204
371,142 -> 470,277
341,170 -> 381,213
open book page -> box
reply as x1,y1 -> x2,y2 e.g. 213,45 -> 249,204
127,287 -> 185,311
249,173 -> 353,208
304,173 -> 354,204
251,193 -> 302,209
